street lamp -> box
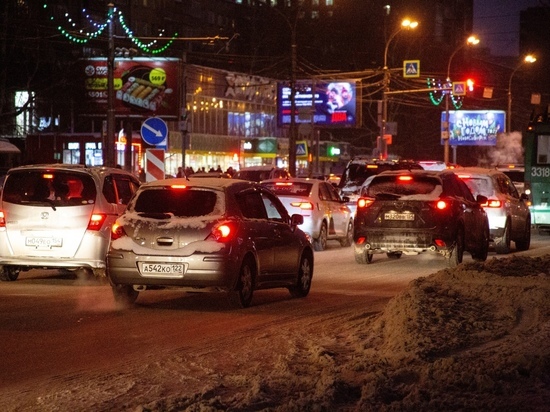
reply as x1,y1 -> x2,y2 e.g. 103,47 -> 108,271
444,35 -> 479,165
507,54 -> 536,132
379,18 -> 418,160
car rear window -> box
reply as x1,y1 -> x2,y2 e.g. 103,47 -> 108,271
459,176 -> 495,198
367,175 -> 442,198
1,170 -> 97,206
133,187 -> 221,217
262,181 -> 313,197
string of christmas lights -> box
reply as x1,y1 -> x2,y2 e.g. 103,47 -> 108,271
426,78 -> 463,110
43,3 -> 177,53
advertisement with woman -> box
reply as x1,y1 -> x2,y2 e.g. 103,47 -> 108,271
277,80 -> 357,127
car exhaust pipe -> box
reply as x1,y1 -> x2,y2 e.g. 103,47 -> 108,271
133,285 -> 147,291
429,245 -> 437,252
365,243 -> 371,250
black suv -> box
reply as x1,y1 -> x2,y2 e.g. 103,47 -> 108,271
338,157 -> 422,215
353,169 -> 490,267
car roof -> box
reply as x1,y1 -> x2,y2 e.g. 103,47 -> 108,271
262,177 -> 319,184
456,167 -> 504,177
6,164 -> 138,179
142,177 -> 255,190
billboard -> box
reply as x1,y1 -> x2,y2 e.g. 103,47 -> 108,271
78,57 -> 181,118
441,110 -> 505,146
277,80 -> 357,127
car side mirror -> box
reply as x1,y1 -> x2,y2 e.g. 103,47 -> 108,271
290,214 -> 303,228
476,194 -> 488,205
341,196 -> 350,203
520,192 -> 529,201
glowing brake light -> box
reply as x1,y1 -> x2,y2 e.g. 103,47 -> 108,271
357,198 -> 375,208
0,211 -> 5,228
212,223 -> 234,242
436,200 -> 448,210
111,221 -> 126,240
481,199 -> 502,208
275,182 -> 293,186
398,176 -> 413,182
171,184 -> 187,189
87,213 -> 107,231
290,201 -> 313,210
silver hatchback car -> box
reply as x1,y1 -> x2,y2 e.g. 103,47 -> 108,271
457,167 -> 531,253
0,164 -> 140,281
106,178 -> 314,308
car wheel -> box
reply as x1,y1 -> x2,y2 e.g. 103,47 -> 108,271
515,216 -> 531,251
313,222 -> 328,251
448,226 -> 464,267
495,219 -> 511,254
289,251 -> 313,298
228,258 -> 255,308
354,246 -> 373,264
112,284 -> 139,307
0,266 -> 19,282
339,220 -> 353,247
386,252 -> 402,259
472,222 -> 489,262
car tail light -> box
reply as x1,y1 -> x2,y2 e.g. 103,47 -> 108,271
0,211 -> 5,228
211,222 -> 235,242
398,175 -> 413,182
290,201 -> 313,210
481,199 -> 502,208
275,182 -> 293,186
87,213 -> 107,231
435,200 -> 448,210
111,222 -> 126,240
357,198 -> 374,208
171,184 -> 187,189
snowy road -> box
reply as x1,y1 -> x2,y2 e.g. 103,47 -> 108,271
1,234 -> 549,406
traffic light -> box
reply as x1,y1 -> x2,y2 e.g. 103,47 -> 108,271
466,78 -> 475,92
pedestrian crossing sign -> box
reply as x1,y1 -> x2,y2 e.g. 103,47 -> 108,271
452,82 -> 466,96
403,60 -> 420,78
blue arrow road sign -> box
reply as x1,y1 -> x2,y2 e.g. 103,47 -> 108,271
141,117 -> 168,146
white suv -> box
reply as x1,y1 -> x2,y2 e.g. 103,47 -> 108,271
0,164 -> 140,281
458,167 -> 531,254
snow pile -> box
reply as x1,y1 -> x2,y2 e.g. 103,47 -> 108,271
5,256 -> 550,411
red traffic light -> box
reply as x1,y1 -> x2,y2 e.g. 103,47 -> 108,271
466,78 -> 475,91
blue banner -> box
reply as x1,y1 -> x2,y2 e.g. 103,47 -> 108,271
441,110 -> 505,146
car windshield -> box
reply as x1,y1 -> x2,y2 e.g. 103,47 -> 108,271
133,187 -> 222,217
501,170 -> 524,183
262,181 -> 313,197
367,175 -> 441,198
1,170 -> 96,206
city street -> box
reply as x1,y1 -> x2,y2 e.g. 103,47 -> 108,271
1,234 -> 549,410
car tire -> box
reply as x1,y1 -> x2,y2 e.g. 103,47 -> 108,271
514,216 -> 531,251
289,251 -> 313,298
448,226 -> 464,267
495,219 -> 511,254
313,222 -> 328,251
112,284 -> 139,307
0,266 -> 19,282
339,220 -> 353,247
386,252 -> 402,259
228,258 -> 255,308
354,246 -> 373,264
472,222 -> 489,262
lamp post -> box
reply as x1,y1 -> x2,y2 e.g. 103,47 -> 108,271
379,18 -> 418,160
444,35 -> 479,165
507,54 -> 536,132
105,3 -> 116,168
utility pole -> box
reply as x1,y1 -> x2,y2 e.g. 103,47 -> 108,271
105,3 -> 115,167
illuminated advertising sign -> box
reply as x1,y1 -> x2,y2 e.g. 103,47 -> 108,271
441,110 -> 505,146
277,80 -> 357,127
78,57 -> 181,118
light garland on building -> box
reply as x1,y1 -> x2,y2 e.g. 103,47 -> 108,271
44,3 -> 177,53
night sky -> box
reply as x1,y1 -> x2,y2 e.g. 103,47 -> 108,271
473,0 -> 541,56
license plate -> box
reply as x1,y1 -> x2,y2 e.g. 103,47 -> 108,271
26,237 -> 63,248
139,263 -> 185,276
384,212 -> 414,221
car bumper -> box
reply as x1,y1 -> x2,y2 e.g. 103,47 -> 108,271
354,228 -> 453,253
106,250 -> 240,290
